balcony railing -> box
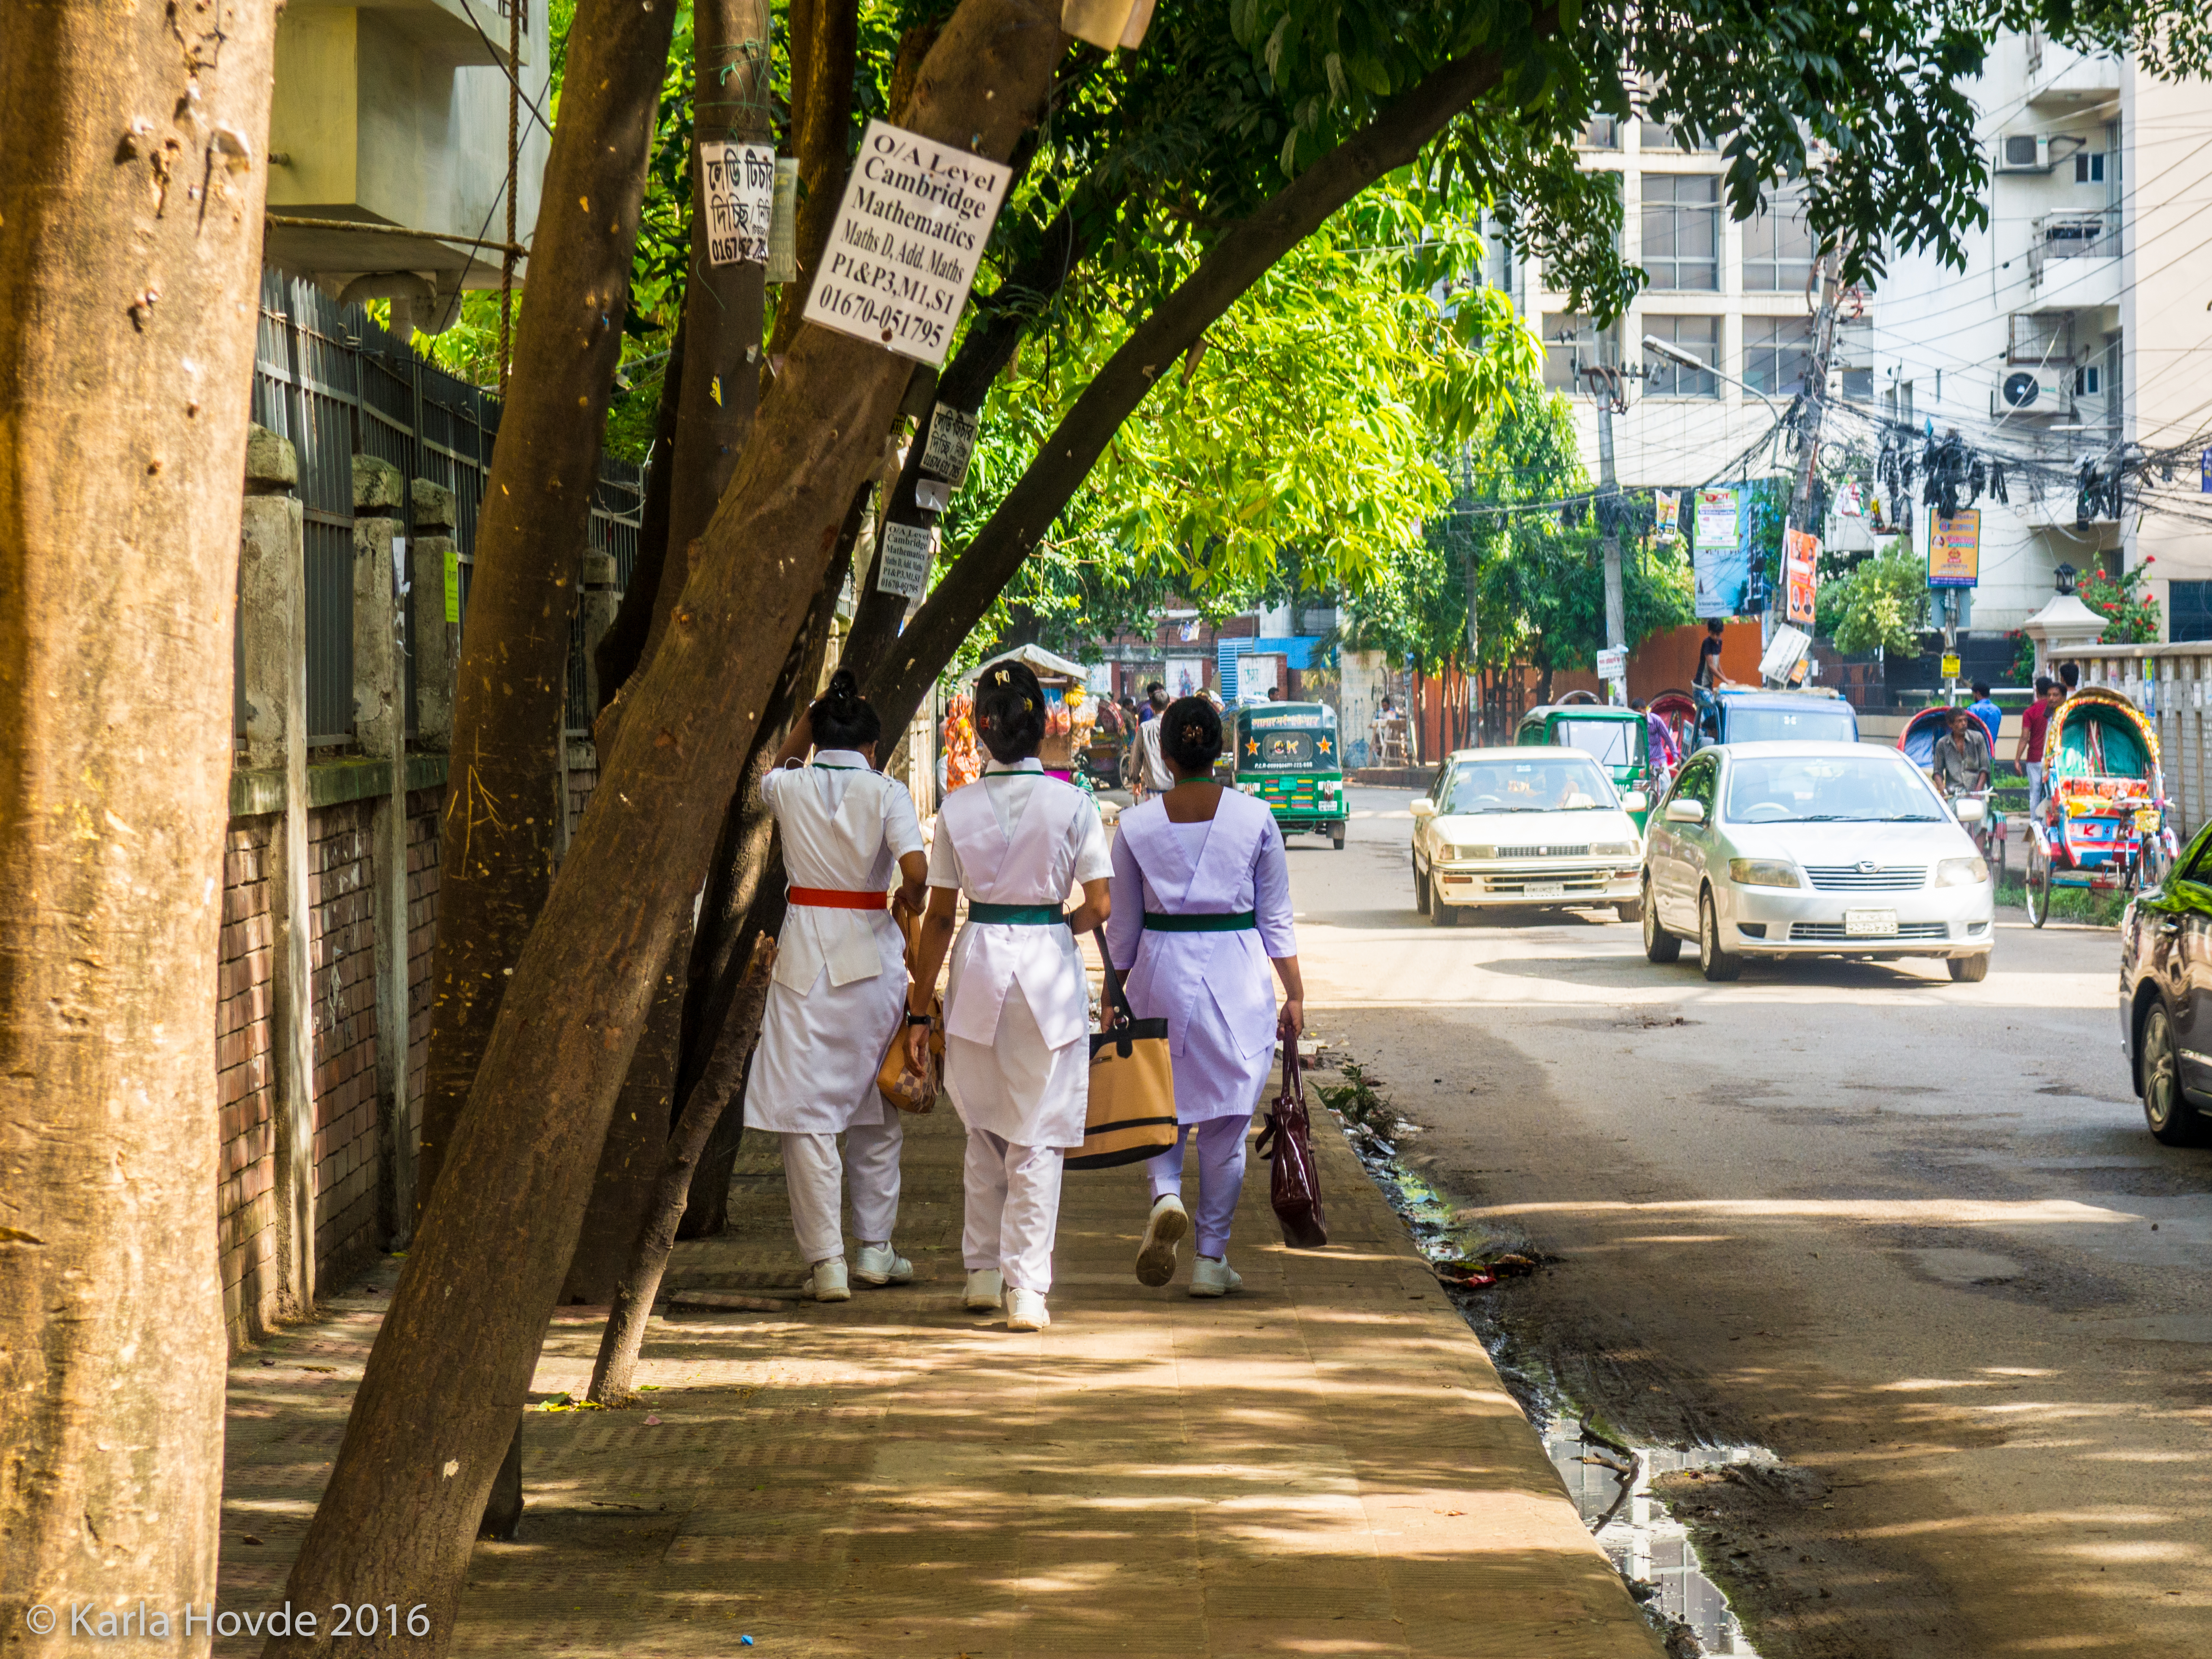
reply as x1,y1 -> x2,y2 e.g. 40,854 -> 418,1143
2029,211 -> 2116,284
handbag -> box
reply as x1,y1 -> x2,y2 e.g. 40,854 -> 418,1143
1066,926 -> 1179,1170
1255,1044 -> 1328,1248
877,904 -> 942,1114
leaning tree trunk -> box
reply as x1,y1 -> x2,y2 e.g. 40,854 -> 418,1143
763,0 -> 860,365
0,4 -> 276,1650
265,8 -> 1066,1648
414,0 -> 679,1215
862,40 -> 1519,737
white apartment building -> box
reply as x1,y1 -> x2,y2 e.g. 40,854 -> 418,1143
1863,34 -> 2212,636
1494,113 -> 1858,513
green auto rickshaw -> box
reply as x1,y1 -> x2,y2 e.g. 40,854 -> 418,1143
1514,698 -> 1655,830
1228,702 -> 1348,849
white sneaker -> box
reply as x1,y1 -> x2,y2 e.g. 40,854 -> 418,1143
854,1243 -> 913,1286
1006,1287 -> 1051,1331
1189,1256 -> 1241,1298
962,1269 -> 1004,1311
810,1258 -> 851,1302
1135,1193 -> 1190,1287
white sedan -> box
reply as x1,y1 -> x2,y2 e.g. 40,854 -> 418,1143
1640,740 -> 1995,982
1409,747 -> 1648,926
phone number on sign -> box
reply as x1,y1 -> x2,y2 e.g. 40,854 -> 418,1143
19,1601 -> 431,1640
809,279 -> 951,356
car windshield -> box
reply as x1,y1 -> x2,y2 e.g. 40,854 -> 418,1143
1553,717 -> 1641,770
1722,755 -> 1945,824
1443,756 -> 1619,814
1721,704 -> 1857,744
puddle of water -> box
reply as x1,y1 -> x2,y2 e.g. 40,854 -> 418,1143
1329,1099 -> 1771,1659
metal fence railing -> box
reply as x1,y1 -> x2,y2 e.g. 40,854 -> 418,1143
247,270 -> 645,752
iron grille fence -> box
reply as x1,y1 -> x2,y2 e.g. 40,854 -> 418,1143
248,270 -> 644,750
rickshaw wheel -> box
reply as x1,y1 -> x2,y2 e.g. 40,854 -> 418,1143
2025,842 -> 2051,929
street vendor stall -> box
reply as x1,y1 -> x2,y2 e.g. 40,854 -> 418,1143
946,644 -> 1099,788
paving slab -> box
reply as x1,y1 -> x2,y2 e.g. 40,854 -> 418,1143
215,1098 -> 1663,1658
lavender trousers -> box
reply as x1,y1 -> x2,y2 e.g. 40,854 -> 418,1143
1145,1115 -> 1251,1259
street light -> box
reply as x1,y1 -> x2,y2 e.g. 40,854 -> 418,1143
1640,334 -> 1785,425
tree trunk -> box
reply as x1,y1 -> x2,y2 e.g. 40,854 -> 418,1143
764,0 -> 860,364
266,11 -> 1064,1646
415,0 -> 680,1217
863,42 -> 1515,738
0,4 -> 276,1648
588,933 -> 778,1406
589,306 -> 684,715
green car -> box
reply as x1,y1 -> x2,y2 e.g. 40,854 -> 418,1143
1514,701 -> 1655,830
1229,702 -> 1348,849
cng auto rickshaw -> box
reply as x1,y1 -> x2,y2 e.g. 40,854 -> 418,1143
1514,697 -> 1655,830
1228,702 -> 1348,849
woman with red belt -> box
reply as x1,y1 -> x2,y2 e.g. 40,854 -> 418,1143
751,669 -> 929,1302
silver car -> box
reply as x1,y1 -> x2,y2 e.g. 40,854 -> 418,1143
1640,741 -> 1996,982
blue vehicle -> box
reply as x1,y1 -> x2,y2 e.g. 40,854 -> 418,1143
1690,687 -> 1859,751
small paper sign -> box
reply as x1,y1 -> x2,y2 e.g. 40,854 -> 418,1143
768,158 -> 799,283
444,548 -> 461,624
1596,646 -> 1628,681
876,520 -> 938,599
700,141 -> 776,266
915,477 -> 952,514
803,121 -> 1013,365
920,404 -> 979,487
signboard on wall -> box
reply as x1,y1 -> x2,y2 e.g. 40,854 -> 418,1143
1928,510 -> 1981,588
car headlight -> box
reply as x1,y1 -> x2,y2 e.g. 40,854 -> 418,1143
1727,858 -> 1802,889
1453,844 -> 1497,861
1592,841 -> 1640,858
1935,855 -> 1990,887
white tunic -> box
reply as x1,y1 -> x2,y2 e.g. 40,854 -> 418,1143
929,760 -> 1113,1148
746,750 -> 926,1134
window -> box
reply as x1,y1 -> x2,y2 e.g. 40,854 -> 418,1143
2075,364 -> 2102,396
1743,187 -> 1815,293
1578,114 -> 1620,149
1643,314 -> 1719,397
1641,174 -> 1719,290
1542,313 -> 1623,392
2075,152 -> 2105,183
1745,316 -> 1816,397
2173,581 -> 2212,645
1638,120 -> 1718,153
1675,757 -> 1718,810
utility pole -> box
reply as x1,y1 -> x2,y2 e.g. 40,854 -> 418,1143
1459,444 -> 1482,744
1774,244 -> 1852,661
1583,364 -> 1629,704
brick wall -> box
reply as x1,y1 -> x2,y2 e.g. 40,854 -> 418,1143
406,790 -> 440,1146
309,801 -> 382,1283
216,820 -> 281,1342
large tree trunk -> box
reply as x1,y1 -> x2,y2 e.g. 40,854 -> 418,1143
763,0 -> 860,364
0,3 -> 276,1648
416,0 -> 678,1214
266,10 -> 1065,1647
863,42 -> 1516,737
589,307 -> 683,714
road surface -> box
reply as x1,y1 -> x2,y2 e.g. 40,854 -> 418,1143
1288,786 -> 2212,1659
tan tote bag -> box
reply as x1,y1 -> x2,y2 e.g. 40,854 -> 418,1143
1067,925 -> 1178,1170
878,905 -> 942,1114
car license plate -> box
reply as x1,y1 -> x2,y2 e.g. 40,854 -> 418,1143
1525,882 -> 1567,899
1845,909 -> 1899,937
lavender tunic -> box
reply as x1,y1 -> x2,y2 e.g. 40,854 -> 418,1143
1107,790 -> 1297,1124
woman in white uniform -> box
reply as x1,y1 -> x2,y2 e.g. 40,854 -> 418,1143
1108,697 -> 1301,1296
750,669 -> 928,1302
908,661 -> 1113,1332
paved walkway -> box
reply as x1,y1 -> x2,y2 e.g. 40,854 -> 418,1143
217,1097 -> 1663,1658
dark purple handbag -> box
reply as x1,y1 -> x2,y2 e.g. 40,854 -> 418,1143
1256,1045 -> 1328,1249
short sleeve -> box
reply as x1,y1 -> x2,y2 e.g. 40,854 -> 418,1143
881,777 -> 926,860
926,817 -> 963,889
757,761 -> 798,822
1070,796 -> 1113,884
1252,814 -> 1297,958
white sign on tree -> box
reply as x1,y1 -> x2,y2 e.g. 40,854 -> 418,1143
876,521 -> 938,600
803,121 -> 1013,365
700,141 -> 776,266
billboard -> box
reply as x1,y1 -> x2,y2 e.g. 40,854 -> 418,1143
1928,510 -> 1980,588
1783,528 -> 1819,627
1693,487 -> 1748,618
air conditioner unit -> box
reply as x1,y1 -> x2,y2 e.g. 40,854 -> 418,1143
1993,369 -> 2069,416
1995,132 -> 2086,173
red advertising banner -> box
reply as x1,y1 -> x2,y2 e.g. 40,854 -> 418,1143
1783,527 -> 1819,627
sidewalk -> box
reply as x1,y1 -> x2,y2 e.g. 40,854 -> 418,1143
216,1099 -> 1663,1658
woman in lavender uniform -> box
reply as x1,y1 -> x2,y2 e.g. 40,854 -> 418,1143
1108,697 -> 1303,1297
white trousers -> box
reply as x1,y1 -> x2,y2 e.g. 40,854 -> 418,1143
962,1127 -> 1065,1294
1146,1115 -> 1250,1259
781,1117 -> 904,1264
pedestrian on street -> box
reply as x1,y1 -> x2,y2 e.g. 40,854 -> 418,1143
1632,697 -> 1676,772
908,660 -> 1114,1333
750,670 -> 930,1303
1108,697 -> 1303,1298
1932,704 -> 1992,797
2019,675 -> 2061,813
1134,685 -> 1174,801
1968,682 -> 2003,748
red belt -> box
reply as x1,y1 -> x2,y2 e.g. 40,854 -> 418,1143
787,886 -> 887,910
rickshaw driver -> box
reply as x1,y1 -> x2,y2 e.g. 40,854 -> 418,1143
1933,705 -> 1992,797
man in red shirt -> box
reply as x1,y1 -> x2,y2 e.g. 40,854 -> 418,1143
2018,675 -> 2061,812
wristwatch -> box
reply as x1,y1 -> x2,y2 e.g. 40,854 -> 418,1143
906,1011 -> 934,1027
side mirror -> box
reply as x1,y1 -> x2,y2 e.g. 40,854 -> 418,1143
1410,799 -> 1438,820
1665,798 -> 1707,826
1621,791 -> 1648,815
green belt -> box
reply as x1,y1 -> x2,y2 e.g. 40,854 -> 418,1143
1143,910 -> 1257,933
967,902 -> 1067,926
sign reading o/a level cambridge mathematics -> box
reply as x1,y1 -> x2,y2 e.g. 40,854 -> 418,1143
802,121 -> 1013,366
